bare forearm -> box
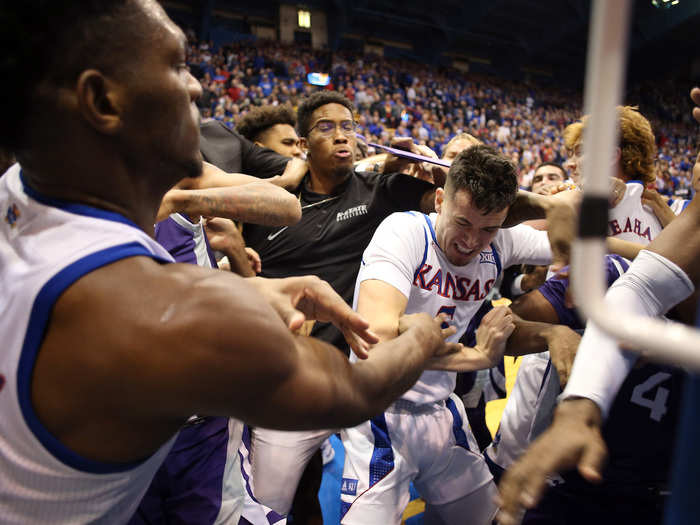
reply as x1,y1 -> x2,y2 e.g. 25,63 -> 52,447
339,325 -> 438,420
427,346 -> 492,371
502,190 -> 548,227
646,196 -> 700,283
223,245 -> 255,277
505,317 -> 562,356
248,327 -> 437,430
168,184 -> 301,226
606,237 -> 644,260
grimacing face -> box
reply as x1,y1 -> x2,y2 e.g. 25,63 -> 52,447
435,187 -> 508,267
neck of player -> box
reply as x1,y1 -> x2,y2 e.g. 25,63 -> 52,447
307,164 -> 352,195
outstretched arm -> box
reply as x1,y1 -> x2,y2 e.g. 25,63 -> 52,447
158,182 -> 301,225
34,261 -> 451,464
178,159 -> 307,191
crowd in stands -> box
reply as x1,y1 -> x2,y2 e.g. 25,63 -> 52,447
185,31 -> 699,195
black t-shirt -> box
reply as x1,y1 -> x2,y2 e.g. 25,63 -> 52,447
244,170 -> 434,351
199,119 -> 289,178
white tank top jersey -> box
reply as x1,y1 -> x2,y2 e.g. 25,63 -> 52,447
484,352 -> 557,470
352,211 -> 551,404
0,164 -> 178,524
607,181 -> 663,243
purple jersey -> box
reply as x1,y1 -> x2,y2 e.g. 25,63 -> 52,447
155,213 -> 218,267
522,255 -> 685,525
538,254 -> 629,330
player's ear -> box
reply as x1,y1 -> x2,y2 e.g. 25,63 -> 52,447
435,187 -> 444,213
300,136 -> 309,157
75,69 -> 124,135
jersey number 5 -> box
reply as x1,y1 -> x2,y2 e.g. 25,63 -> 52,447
436,305 -> 456,329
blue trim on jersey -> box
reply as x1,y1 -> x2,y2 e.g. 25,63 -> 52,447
340,501 -> 352,519
17,242 -> 171,474
462,300 -> 494,348
446,397 -> 470,451
413,225 -> 429,283
682,200 -> 691,212
489,243 -> 502,276
368,414 -> 394,487
489,367 -> 507,399
626,180 -> 644,186
20,170 -> 140,229
421,213 -> 438,245
538,360 -> 552,396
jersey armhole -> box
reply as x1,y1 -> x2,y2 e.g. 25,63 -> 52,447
17,242 -> 171,474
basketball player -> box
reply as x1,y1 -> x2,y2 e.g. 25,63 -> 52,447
339,145 -> 555,524
497,87 -> 700,525
236,104 -> 304,159
564,105 -> 663,244
0,2 -> 463,523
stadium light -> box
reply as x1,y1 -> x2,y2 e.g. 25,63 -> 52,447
651,0 -> 680,8
298,9 -> 311,28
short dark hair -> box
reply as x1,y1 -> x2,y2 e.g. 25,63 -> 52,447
446,144 -> 518,214
534,161 -> 566,178
296,91 -> 355,138
236,104 -> 296,142
0,0 -> 145,150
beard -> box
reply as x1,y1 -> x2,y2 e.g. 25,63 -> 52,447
329,164 -> 353,181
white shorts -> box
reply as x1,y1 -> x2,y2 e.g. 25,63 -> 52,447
240,426 -> 334,517
339,393 -> 493,525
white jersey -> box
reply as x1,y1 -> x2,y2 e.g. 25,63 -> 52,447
354,211 -> 551,404
668,197 -> 691,216
608,181 -> 663,243
0,164 -> 178,524
484,352 -> 557,470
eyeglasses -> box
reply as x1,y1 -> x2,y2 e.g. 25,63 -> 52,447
309,119 -> 357,137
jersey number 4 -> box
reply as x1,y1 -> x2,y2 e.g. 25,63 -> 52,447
630,372 -> 671,422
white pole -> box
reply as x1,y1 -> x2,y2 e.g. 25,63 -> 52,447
572,0 -> 700,370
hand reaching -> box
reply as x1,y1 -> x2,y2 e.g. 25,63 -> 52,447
474,306 -> 516,365
497,398 -> 607,525
398,313 -> 460,357
250,275 -> 379,358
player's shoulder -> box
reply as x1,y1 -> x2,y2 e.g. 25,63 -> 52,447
623,179 -> 645,198
380,210 -> 430,230
493,223 -> 544,246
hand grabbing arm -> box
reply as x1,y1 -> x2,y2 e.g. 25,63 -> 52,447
428,306 -> 515,371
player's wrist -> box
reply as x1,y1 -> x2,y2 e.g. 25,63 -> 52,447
556,396 -> 603,426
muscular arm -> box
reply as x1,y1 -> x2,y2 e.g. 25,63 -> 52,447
178,160 -> 305,191
509,290 -> 582,385
32,260 -> 442,463
358,280 -> 512,372
356,279 -> 408,342
158,182 -> 301,226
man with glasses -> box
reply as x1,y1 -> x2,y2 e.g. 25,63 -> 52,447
240,90 -> 438,523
